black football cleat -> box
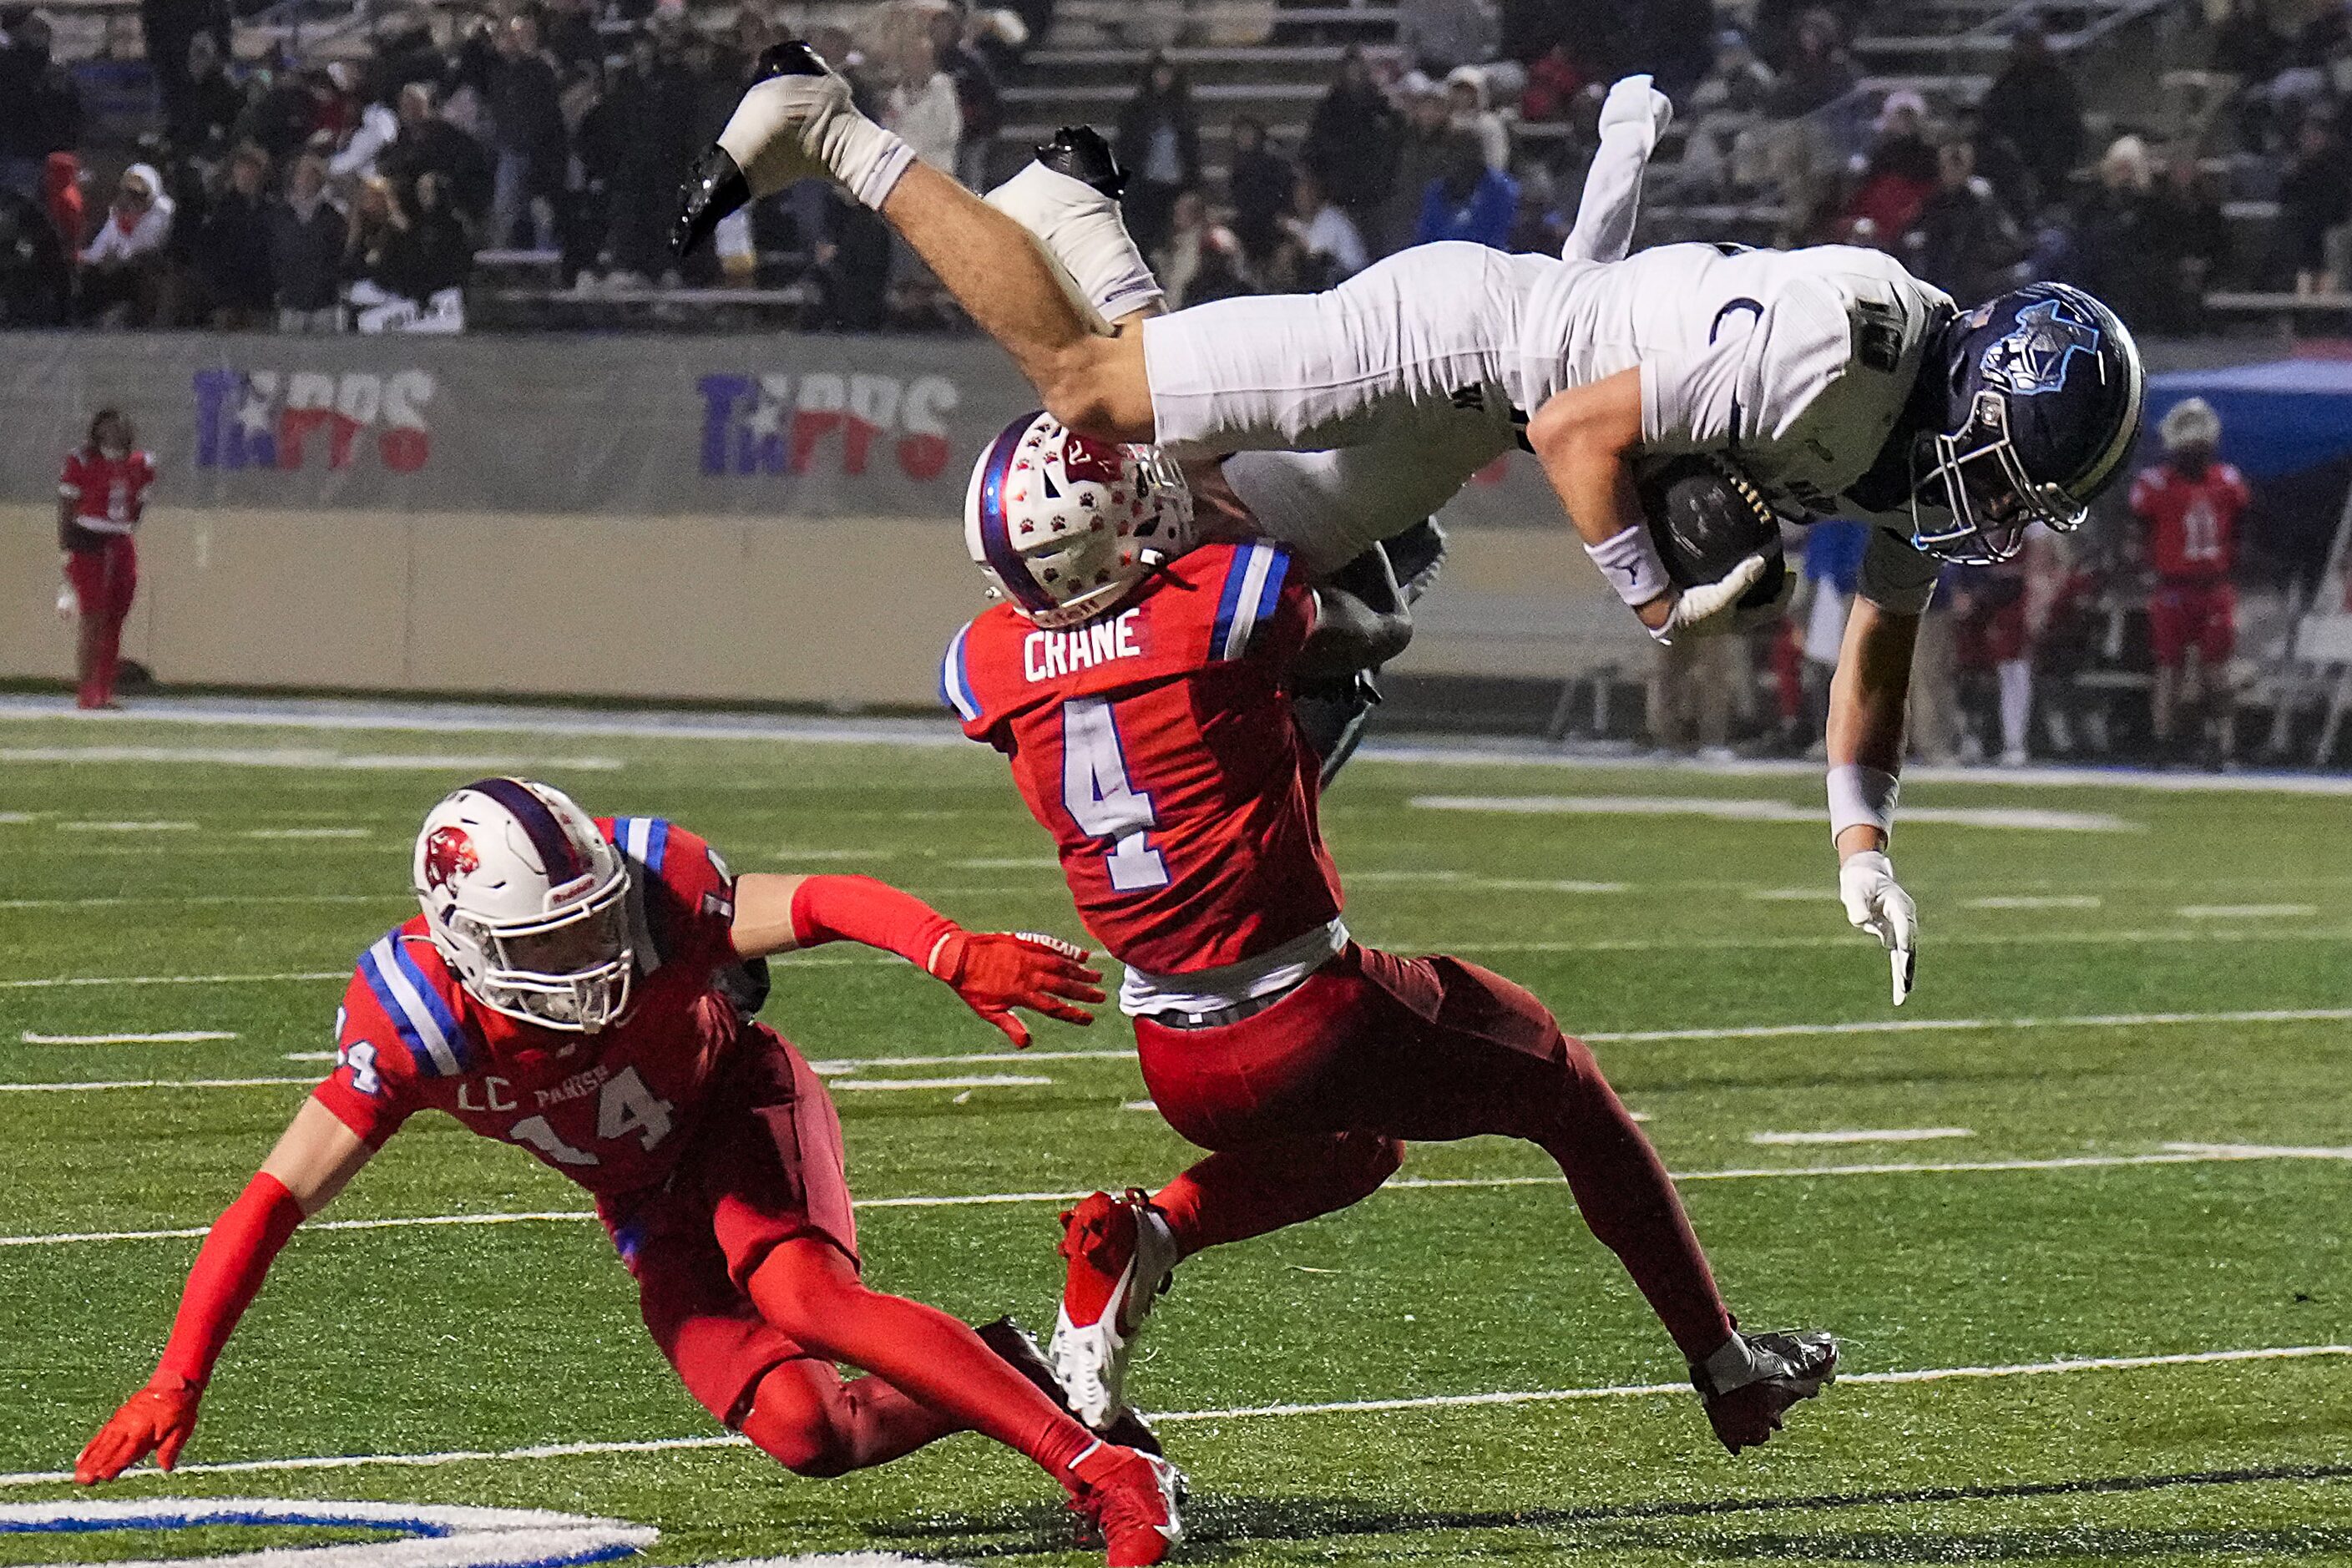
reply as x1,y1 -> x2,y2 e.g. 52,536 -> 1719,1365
978,1316 -> 1165,1457
1692,1328 -> 1837,1454
672,40 -> 833,257
1034,125 -> 1127,200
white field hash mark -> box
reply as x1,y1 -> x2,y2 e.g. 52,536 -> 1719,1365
8,1144 -> 2349,1248
1,1343 -> 2343,1488
20,1030 -> 239,1045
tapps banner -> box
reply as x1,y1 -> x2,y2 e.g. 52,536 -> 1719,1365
0,331 -> 1559,527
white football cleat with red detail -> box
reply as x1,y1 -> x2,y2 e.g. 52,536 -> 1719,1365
1052,1189 -> 1180,1432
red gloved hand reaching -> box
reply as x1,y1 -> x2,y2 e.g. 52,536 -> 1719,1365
77,1374 -> 201,1484
928,930 -> 1105,1047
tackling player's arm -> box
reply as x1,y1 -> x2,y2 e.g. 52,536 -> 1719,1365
1525,370 -> 1766,643
1294,545 -> 1413,681
74,1100 -> 377,1483
728,872 -> 1105,1048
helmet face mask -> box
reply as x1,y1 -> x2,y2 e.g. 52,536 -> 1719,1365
1909,284 -> 2143,566
966,412 -> 1196,627
1909,391 -> 2087,565
415,779 -> 635,1034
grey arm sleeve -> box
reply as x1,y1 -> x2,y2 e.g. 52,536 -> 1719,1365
1857,524 -> 1940,615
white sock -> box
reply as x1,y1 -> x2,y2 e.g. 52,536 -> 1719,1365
716,73 -> 913,209
987,162 -> 1165,324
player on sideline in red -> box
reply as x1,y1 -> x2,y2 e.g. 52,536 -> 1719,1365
940,413 -> 1838,1456
57,408 -> 156,711
74,777 -> 1185,1567
2128,397 -> 2249,764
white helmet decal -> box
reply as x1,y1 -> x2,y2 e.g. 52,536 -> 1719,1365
964,411 -> 1196,628
412,777 -> 633,1034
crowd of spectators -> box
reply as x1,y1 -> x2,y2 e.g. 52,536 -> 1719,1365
0,0 -> 1021,331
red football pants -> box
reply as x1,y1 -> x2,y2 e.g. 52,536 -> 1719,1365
64,536 -> 136,708
1134,943 -> 1736,1363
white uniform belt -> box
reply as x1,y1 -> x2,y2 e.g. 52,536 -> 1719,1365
1120,918 -> 1348,1020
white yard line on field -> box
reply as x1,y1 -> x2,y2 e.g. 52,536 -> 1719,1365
1750,1128 -> 1975,1146
0,1076 -> 312,1092
7,1143 -> 2348,1248
241,827 -> 375,839
0,745 -> 620,771
1,1343 -> 2344,1488
1965,895 -> 2103,910
0,971 -> 345,990
1411,796 -> 2142,833
19,1031 -> 239,1045
0,893 -> 401,910
827,1075 -> 1051,1092
58,820 -> 196,832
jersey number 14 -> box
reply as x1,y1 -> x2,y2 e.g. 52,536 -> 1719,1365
1062,697 -> 1169,892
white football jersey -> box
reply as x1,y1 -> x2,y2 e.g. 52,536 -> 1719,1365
1178,242 -> 1953,592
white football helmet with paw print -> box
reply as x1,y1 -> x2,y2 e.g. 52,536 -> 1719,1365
413,777 -> 633,1032
964,411 -> 1196,627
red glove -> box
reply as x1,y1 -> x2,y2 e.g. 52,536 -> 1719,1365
928,930 -> 1105,1048
76,1374 -> 201,1484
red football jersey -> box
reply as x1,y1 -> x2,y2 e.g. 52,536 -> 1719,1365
943,540 -> 1342,977
312,816 -> 753,1196
2130,461 -> 2248,583
58,447 -> 157,538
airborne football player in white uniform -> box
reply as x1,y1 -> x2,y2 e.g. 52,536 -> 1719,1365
674,49 -> 2147,1005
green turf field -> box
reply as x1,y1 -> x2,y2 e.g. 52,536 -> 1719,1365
2,708 -> 2349,1567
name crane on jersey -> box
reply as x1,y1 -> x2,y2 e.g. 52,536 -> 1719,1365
1024,608 -> 1146,683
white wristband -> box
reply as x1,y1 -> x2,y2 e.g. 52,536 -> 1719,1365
1827,764 -> 1899,843
1586,526 -> 1671,609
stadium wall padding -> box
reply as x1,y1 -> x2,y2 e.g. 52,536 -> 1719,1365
2,333 -> 1641,703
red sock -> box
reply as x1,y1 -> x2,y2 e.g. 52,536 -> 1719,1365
1151,1130 -> 1403,1257
1536,1039 -> 1735,1363
746,1242 -> 1098,1492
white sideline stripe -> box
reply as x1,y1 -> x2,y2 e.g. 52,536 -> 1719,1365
11,1143 -> 2351,1247
1966,895 -> 2103,910
3,1343 -> 2344,1489
1751,1128 -> 1975,1146
10,695 -> 2349,796
2177,903 -> 2319,918
1411,795 -> 2141,833
19,1031 -> 239,1045
58,820 -> 196,832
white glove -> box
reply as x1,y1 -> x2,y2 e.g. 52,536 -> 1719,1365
1597,74 -> 1673,150
1646,553 -> 1770,645
56,579 -> 77,620
1839,850 -> 1917,1006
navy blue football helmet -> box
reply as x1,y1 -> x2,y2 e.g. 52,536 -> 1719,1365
1909,283 -> 2145,564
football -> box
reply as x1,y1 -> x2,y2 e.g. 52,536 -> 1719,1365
1636,453 -> 1788,608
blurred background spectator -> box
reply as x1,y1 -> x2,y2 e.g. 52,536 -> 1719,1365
1115,52 -> 1199,257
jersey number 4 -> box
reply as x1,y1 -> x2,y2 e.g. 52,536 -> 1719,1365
507,1066 -> 675,1167
1062,697 -> 1169,892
